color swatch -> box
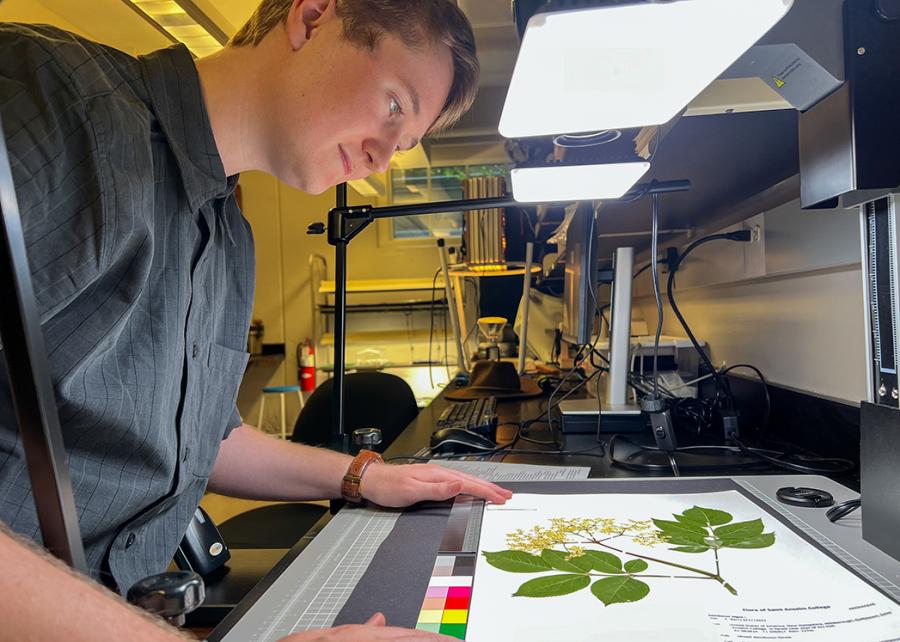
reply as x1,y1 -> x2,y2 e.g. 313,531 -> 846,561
415,555 -> 476,639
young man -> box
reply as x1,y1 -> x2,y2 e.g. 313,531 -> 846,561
0,1 -> 511,639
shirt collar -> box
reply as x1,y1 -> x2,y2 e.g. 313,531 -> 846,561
138,44 -> 233,214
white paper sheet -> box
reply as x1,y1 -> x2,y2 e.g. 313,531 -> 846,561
466,491 -> 900,642
433,460 -> 590,482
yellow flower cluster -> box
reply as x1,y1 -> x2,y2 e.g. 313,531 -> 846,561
506,517 -> 665,552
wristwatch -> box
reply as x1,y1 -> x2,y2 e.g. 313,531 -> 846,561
341,449 -> 384,503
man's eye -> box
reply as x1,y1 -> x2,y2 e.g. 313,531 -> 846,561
389,97 -> 402,117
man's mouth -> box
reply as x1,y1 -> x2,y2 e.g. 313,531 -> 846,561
339,145 -> 352,176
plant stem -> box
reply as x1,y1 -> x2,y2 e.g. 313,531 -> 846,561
588,573 -> 716,580
587,537 -> 738,595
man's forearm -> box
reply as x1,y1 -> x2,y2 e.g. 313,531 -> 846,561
0,525 -> 190,642
208,424 -> 353,501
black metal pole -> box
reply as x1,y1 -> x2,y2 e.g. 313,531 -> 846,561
332,183 -> 350,453
0,119 -> 87,571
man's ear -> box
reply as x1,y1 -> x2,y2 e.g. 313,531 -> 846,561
285,0 -> 338,51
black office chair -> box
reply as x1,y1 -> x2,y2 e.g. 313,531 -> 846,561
290,371 -> 419,448
216,372 -> 419,549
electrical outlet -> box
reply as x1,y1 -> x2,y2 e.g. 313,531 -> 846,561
742,213 -> 766,278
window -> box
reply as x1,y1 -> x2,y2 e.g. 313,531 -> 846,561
388,164 -> 511,240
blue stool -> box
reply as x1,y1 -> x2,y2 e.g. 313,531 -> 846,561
258,385 -> 304,440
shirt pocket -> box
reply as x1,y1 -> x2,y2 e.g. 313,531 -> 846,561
189,343 -> 249,478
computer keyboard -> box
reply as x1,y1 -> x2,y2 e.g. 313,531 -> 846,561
435,396 -> 498,437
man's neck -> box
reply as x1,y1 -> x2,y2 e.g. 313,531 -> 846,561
194,43 -> 269,177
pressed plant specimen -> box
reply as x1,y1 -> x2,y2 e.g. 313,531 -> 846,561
482,506 -> 775,606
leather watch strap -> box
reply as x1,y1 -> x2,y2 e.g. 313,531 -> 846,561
341,450 -> 383,503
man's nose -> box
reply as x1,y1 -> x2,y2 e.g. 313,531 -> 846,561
363,133 -> 402,175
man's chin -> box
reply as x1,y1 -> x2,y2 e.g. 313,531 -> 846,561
278,170 -> 331,196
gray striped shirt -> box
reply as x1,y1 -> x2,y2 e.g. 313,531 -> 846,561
0,23 -> 254,593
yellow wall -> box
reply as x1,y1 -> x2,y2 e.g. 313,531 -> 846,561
0,0 -> 82,34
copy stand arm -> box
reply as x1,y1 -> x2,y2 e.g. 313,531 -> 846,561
309,192 -> 519,453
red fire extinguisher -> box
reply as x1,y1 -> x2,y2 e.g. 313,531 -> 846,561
299,338 -> 316,392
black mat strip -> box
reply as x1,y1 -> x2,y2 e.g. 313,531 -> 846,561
333,501 -> 452,628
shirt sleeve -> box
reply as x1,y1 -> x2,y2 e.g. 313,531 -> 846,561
0,37 -> 106,323
222,407 -> 244,440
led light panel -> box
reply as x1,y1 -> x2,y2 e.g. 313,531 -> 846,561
510,162 -> 650,203
128,0 -> 224,58
500,0 -> 794,138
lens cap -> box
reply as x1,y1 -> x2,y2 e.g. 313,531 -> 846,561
776,486 -> 835,508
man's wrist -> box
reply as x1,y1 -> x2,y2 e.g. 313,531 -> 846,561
341,450 -> 383,503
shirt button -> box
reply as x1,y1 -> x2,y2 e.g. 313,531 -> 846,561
125,533 -> 136,549
192,344 -> 199,359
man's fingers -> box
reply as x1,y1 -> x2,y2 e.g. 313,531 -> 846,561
365,612 -> 386,626
414,466 -> 513,503
416,480 -> 462,501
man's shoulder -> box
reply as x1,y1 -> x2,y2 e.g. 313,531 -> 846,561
0,23 -> 145,103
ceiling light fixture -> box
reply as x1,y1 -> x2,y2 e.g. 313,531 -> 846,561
122,0 -> 228,58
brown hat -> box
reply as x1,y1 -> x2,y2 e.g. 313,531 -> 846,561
445,360 -> 543,400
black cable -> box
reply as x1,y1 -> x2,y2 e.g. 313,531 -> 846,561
650,193 -> 663,400
731,438 -> 855,474
501,442 -> 608,460
666,231 -> 752,376
720,363 -> 771,436
633,259 -> 666,281
609,435 -> 771,473
826,499 -> 861,523
524,367 -> 601,428
667,452 -> 680,477
666,235 -> 734,376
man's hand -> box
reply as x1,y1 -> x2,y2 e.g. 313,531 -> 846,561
279,612 -> 458,641
361,462 -> 512,507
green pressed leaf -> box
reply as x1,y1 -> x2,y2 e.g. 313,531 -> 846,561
513,574 -> 591,598
582,550 -> 624,574
652,520 -> 707,546
659,534 -> 707,546
541,549 -> 594,573
653,518 -> 706,537
591,576 -> 651,606
670,545 -> 710,554
721,532 -> 776,549
714,519 -> 764,541
623,559 -> 649,573
678,506 -> 733,527
483,550 -> 552,573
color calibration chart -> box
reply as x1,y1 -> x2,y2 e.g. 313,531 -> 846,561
414,554 -> 476,639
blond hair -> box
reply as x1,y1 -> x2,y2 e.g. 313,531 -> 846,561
232,0 -> 479,133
